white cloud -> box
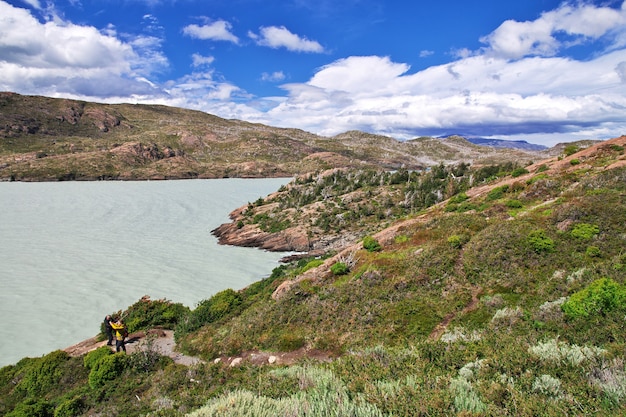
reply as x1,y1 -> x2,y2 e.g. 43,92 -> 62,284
261,71 -> 286,82
0,1 -> 162,98
481,1 -> 626,59
249,26 -> 324,53
19,0 -> 42,9
191,53 -> 215,68
182,20 -> 239,44
263,48 -> 626,145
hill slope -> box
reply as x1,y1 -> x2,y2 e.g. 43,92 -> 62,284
1,92 -> 552,181
1,136 -> 624,416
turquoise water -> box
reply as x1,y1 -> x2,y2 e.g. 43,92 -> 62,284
0,178 -> 292,367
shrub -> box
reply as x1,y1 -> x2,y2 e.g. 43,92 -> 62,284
331,262 -> 349,275
448,192 -> 469,204
586,246 -> 602,257
486,185 -> 509,201
561,278 -> 626,319
179,289 -> 243,335
110,297 -> 189,334
16,351 -> 70,397
529,338 -> 606,365
450,360 -> 487,414
394,234 -> 409,244
53,396 -> 84,417
6,399 -> 54,417
571,223 -> 599,240
88,353 -> 128,389
83,346 -> 112,370
511,167 -> 529,177
362,236 -> 382,252
505,199 -> 523,209
527,229 -> 555,253
532,374 -> 562,398
564,144 -> 580,156
570,158 -> 581,165
447,234 -> 468,249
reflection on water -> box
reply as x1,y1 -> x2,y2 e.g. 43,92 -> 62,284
0,178 -> 291,367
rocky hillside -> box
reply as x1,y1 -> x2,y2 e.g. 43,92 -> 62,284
0,92 -> 558,181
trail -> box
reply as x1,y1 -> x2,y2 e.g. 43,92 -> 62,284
428,247 -> 482,341
64,329 -> 203,366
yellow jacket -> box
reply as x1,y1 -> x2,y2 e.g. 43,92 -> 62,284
110,322 -> 127,341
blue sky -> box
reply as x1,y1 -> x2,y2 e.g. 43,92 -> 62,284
1,0 -> 625,146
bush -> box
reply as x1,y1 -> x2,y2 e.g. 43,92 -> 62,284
115,297 -> 189,334
586,246 -> 602,257
331,262 -> 349,275
53,396 -> 84,417
6,399 -> 54,417
88,353 -> 128,389
486,185 -> 509,201
447,234 -> 468,249
562,278 -> 626,319
571,223 -> 599,240
564,144 -> 580,156
570,158 -> 581,165
505,199 -> 523,209
83,346 -> 112,370
527,229 -> 555,253
511,167 -> 529,178
448,193 -> 469,204
177,289 -> 243,336
16,351 -> 70,397
362,236 -> 382,252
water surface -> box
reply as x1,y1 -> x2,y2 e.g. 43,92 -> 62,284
0,178 -> 291,367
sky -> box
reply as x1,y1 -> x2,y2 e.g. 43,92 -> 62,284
1,0 -> 625,146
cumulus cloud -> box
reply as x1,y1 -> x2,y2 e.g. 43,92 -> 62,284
182,20 -> 239,44
481,1 -> 626,59
264,47 -> 626,144
249,26 -> 324,53
0,1 -> 164,98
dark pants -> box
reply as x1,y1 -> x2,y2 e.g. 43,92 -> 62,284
115,339 -> 126,353
105,328 -> 113,345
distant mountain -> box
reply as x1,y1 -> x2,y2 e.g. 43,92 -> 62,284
453,136 -> 548,151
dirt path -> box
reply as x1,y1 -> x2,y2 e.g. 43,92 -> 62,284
428,286 -> 482,341
64,329 -> 203,366
428,247 -> 482,341
64,330 -> 334,367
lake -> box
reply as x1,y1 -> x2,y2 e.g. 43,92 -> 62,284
0,178 -> 292,367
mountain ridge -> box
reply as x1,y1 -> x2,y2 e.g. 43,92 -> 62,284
1,92 -> 575,181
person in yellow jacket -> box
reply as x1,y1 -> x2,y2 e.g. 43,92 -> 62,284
110,318 -> 128,353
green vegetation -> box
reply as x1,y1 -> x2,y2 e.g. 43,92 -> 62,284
2,136 -> 626,416
561,278 -> 626,319
362,236 -> 382,252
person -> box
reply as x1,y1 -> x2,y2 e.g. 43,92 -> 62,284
110,318 -> 128,353
103,315 -> 114,346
